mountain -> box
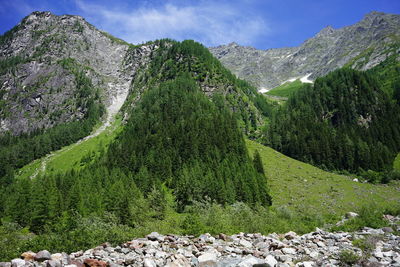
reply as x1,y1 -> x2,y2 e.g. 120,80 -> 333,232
0,10 -> 400,265
209,11 -> 400,90
265,60 -> 400,174
0,11 -> 131,135
0,12 -> 271,180
0,12 -> 267,137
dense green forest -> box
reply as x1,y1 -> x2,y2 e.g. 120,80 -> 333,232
265,58 -> 400,178
125,39 -> 274,136
107,75 -> 271,208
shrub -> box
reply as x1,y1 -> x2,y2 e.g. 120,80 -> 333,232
339,250 -> 360,266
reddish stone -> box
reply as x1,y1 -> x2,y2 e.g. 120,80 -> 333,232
84,258 -> 108,267
70,260 -> 84,267
21,251 -> 36,261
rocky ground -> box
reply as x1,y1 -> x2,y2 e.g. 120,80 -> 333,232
1,214 -> 399,267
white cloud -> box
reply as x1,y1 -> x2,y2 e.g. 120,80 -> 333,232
75,0 -> 269,46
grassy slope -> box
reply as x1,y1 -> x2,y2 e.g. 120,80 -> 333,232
266,80 -> 304,97
246,140 -> 400,217
395,153 -> 400,171
15,117 -> 123,179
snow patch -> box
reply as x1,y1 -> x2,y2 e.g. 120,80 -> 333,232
280,77 -> 297,85
258,88 -> 270,94
300,73 -> 313,83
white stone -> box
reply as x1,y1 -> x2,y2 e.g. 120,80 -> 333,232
296,262 -> 315,267
11,259 -> 25,267
238,256 -> 264,267
265,255 -> 278,267
198,252 -> 217,267
345,212 -> 359,219
239,239 -> 253,248
374,249 -> 383,258
382,251 -> 394,257
309,251 -> 319,259
143,258 -> 157,267
282,248 -> 296,255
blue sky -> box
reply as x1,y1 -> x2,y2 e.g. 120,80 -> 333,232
0,0 -> 399,49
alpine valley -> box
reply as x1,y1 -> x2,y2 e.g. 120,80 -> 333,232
0,10 -> 399,267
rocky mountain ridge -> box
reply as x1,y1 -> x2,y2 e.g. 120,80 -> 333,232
0,12 -> 264,136
209,11 -> 400,89
1,214 -> 399,267
0,11 -> 132,134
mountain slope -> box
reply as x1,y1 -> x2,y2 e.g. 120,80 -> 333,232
210,11 -> 400,90
246,140 -> 400,216
0,11 -> 131,135
264,61 -> 400,174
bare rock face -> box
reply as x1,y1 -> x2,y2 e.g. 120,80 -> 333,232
0,11 -> 132,135
209,11 -> 400,90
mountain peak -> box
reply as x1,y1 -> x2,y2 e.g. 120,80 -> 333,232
316,25 -> 335,37
364,11 -> 386,19
227,42 -> 240,47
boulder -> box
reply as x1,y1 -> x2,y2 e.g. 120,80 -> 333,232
296,262 -> 314,267
50,253 -> 63,261
239,239 -> 253,248
284,231 -> 297,240
10,259 -> 25,267
21,251 -> 36,261
281,248 -> 296,255
46,260 -> 62,267
143,258 -> 157,267
265,255 -> 278,267
146,232 -> 165,242
198,252 -> 217,267
35,250 -> 52,261
381,227 -> 393,233
83,259 -> 107,267
237,256 -> 265,267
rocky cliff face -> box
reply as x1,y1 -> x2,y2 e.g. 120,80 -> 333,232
0,11 -> 131,135
209,12 -> 400,89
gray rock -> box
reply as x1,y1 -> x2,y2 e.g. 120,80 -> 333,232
198,252 -> 217,267
265,255 -> 278,267
0,263 -> 11,267
147,232 -> 165,242
284,231 -> 297,240
35,250 -> 51,262
296,262 -> 314,267
281,248 -> 296,255
309,251 -> 319,259
382,227 -> 394,233
239,239 -> 253,248
237,256 -> 264,267
46,260 -> 61,267
143,258 -> 157,267
11,259 -> 25,267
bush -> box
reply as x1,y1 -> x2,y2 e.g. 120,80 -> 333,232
332,204 -> 388,232
339,250 -> 360,266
